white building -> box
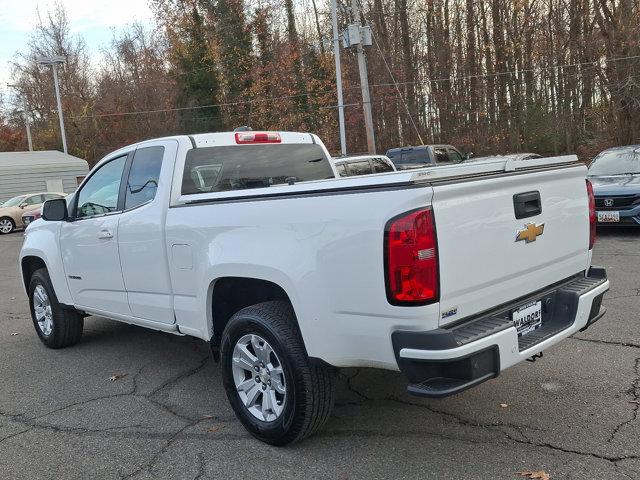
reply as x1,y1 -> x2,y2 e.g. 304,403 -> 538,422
0,150 -> 89,203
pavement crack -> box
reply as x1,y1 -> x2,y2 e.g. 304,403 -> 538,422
342,369 -> 373,401
386,395 -> 544,433
572,337 -> 640,349
0,426 -> 33,444
146,355 -> 210,398
608,357 -> 640,443
193,452 -> 206,480
121,420 -> 204,479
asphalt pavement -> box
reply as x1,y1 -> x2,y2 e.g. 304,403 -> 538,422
1,228 -> 639,479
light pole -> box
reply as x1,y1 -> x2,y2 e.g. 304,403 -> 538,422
37,55 -> 67,154
331,0 -> 347,156
6,84 -> 33,151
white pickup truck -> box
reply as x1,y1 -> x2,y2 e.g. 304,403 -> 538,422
20,131 -> 609,445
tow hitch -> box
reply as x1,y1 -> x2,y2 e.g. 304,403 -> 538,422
526,352 -> 544,363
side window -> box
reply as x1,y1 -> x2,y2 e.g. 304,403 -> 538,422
433,148 -> 448,163
447,148 -> 463,163
125,146 -> 164,210
25,195 -> 43,205
76,156 -> 127,218
372,158 -> 394,173
336,164 -> 348,177
347,161 -> 373,176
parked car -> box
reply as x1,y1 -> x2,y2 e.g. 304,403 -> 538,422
333,155 -> 396,177
20,131 -> 608,445
0,192 -> 65,234
464,153 -> 542,163
385,144 -> 467,170
588,145 -> 640,226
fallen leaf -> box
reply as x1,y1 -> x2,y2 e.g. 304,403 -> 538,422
206,425 -> 224,433
203,414 -> 215,419
500,403 -> 509,408
10,332 -> 19,336
516,470 -> 550,480
10,297 -> 15,300
109,374 -> 127,382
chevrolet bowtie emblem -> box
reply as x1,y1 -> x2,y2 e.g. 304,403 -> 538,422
516,222 -> 545,243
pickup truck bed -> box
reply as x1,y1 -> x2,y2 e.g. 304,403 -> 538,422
20,131 -> 608,445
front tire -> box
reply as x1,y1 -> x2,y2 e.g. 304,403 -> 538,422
0,217 -> 15,234
29,268 -> 84,348
220,301 -> 335,445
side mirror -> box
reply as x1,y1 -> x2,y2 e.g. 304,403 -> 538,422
42,198 -> 68,222
19,203 -> 27,208
466,152 -> 474,160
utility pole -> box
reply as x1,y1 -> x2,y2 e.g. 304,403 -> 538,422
37,55 -> 67,154
347,0 -> 376,154
331,0 -> 347,156
7,84 -> 33,151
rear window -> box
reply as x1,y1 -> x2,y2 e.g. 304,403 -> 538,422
399,150 -> 429,166
182,144 -> 334,194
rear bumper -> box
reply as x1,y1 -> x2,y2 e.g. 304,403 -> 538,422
392,267 -> 609,398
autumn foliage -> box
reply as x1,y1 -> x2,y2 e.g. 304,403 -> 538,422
2,0 -> 640,164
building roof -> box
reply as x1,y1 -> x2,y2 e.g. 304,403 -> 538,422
0,150 -> 88,169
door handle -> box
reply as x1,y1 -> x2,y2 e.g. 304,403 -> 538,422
513,191 -> 542,219
97,229 -> 113,239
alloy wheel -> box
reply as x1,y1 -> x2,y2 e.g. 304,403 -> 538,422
0,219 -> 13,234
33,285 -> 53,336
231,334 -> 286,422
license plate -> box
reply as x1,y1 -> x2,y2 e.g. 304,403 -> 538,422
598,211 -> 620,222
512,301 -> 542,336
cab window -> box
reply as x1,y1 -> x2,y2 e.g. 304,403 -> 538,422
125,146 -> 164,210
347,161 -> 373,176
336,164 -> 348,177
447,148 -> 463,163
372,158 -> 393,173
433,148 -> 448,163
76,156 -> 127,218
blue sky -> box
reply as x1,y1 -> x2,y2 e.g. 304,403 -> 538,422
0,0 -> 155,91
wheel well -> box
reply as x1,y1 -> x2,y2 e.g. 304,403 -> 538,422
210,277 -> 294,347
21,256 -> 46,291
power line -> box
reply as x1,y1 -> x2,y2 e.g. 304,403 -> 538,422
62,54 -> 640,120
367,54 -> 640,89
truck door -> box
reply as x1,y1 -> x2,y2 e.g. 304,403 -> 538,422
117,141 -> 178,324
60,154 -> 131,315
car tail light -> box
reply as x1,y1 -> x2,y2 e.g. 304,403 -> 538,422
586,180 -> 596,249
235,132 -> 281,144
385,207 -> 439,305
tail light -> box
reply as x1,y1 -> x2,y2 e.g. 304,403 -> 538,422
586,180 -> 596,249
235,132 -> 281,144
384,207 -> 439,305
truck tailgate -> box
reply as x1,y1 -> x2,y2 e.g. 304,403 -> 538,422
432,164 -> 590,326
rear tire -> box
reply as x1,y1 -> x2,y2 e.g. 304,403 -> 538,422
29,268 -> 84,348
220,301 -> 335,445
0,217 -> 15,234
